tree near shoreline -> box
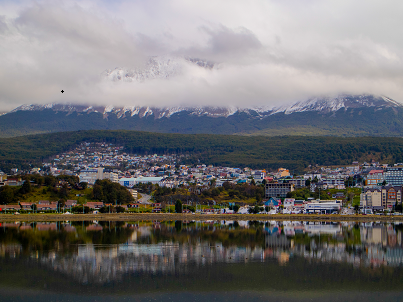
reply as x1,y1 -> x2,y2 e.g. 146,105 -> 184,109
175,200 -> 182,213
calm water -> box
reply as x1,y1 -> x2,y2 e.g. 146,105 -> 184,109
1,220 -> 403,301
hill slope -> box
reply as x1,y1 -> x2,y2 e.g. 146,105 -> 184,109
1,130 -> 403,173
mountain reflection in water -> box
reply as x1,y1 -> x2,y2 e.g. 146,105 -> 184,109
1,220 -> 403,301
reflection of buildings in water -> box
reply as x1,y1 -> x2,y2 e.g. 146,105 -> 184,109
264,222 -> 403,268
37,241 -> 265,284
3,220 -> 403,283
36,223 -> 57,231
0,243 -> 22,258
361,226 -> 385,245
360,224 -> 403,267
304,223 -> 341,235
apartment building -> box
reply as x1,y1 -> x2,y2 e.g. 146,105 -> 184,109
360,189 -> 383,210
287,178 -> 305,189
381,186 -> 402,209
384,167 -> 403,186
79,167 -> 118,185
265,182 -> 294,198
365,170 -> 384,186
361,186 -> 403,209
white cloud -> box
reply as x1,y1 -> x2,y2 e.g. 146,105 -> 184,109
1,0 -> 403,111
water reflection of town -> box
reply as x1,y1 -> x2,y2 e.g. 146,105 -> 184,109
1,220 -> 403,283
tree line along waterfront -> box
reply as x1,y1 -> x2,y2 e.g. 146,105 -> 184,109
0,173 -> 364,215
2,130 -> 403,172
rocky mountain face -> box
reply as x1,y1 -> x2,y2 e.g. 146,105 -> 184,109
8,94 -> 402,119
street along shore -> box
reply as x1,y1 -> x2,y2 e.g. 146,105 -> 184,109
0,213 -> 402,222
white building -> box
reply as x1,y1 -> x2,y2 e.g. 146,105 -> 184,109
135,177 -> 164,184
118,177 -> 164,187
283,198 -> 295,208
79,167 -> 118,185
360,189 -> 383,210
304,201 -> 341,214
119,178 -> 137,188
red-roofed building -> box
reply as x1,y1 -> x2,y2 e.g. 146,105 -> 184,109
19,202 -> 33,210
37,203 -> 58,211
65,200 -> 77,208
1,205 -> 21,212
86,201 -> 104,209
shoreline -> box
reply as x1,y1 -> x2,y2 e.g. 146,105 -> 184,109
0,213 -> 402,222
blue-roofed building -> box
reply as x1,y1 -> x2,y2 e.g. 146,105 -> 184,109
264,197 -> 282,207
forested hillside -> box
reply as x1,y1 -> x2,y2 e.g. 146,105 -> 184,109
1,130 -> 403,172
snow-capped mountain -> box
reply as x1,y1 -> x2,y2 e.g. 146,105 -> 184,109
103,56 -> 215,83
3,94 -> 403,138
270,94 -> 401,115
9,103 -> 240,118
7,94 -> 402,119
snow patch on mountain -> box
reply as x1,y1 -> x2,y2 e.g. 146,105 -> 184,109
7,94 -> 402,119
270,94 -> 402,115
103,56 -> 215,83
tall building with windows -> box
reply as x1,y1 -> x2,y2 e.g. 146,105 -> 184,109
384,167 -> 403,186
265,182 -> 294,198
79,167 -> 118,185
360,189 -> 382,210
361,186 -> 403,210
381,186 -> 402,209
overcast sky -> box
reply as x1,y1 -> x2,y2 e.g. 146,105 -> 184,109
1,0 -> 403,110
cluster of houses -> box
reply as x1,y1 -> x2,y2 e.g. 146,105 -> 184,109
5,141 -> 403,214
359,166 -> 403,212
0,200 -> 104,213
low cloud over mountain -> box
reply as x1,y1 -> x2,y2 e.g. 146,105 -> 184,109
1,0 -> 403,111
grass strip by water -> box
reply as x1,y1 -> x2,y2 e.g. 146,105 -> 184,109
0,213 -> 401,222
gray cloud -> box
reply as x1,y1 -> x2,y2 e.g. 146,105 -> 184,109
181,25 -> 263,62
1,0 -> 403,111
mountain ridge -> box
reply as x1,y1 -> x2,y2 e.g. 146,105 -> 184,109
7,94 -> 401,119
2,94 -> 403,138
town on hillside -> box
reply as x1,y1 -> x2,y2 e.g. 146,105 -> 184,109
0,142 -> 402,215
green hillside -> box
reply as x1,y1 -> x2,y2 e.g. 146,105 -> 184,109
1,130 -> 403,172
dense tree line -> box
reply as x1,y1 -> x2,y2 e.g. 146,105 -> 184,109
2,130 -> 403,173
91,179 -> 134,204
0,174 -> 83,205
202,181 -> 265,202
